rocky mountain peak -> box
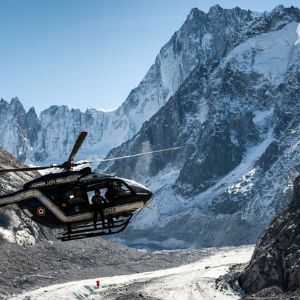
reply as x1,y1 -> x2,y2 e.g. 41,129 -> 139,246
26,107 -> 40,147
10,96 -> 21,105
0,5 -> 262,165
27,106 -> 37,117
187,7 -> 206,21
98,6 -> 300,249
43,104 -> 69,115
9,97 -> 24,113
0,98 -> 7,104
207,4 -> 224,15
0,98 -> 9,110
270,4 -> 299,17
262,5 -> 300,31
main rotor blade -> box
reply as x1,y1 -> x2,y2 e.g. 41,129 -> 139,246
99,146 -> 183,162
0,164 -> 62,173
66,131 -> 88,166
0,161 -> 89,173
70,161 -> 89,168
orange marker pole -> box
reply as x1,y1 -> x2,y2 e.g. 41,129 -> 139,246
96,280 -> 100,288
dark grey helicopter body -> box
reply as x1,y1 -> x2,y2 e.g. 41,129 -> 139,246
4,168 -> 149,222
0,132 -> 179,241
0,132 -> 155,241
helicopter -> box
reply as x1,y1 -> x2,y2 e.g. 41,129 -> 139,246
0,131 -> 181,241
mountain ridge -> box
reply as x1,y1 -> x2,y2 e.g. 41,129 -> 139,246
0,4 -> 254,165
0,5 -> 299,249
99,5 -> 300,248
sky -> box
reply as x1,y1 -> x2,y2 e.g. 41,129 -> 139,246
0,0 -> 299,112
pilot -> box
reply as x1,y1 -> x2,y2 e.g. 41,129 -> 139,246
91,189 -> 108,230
105,181 -> 118,203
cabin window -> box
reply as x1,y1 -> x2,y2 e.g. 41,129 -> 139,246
87,188 -> 108,204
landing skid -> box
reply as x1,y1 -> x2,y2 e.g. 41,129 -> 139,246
57,214 -> 132,241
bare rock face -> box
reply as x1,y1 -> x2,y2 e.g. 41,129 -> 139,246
98,6 -> 300,248
0,6 -> 254,164
239,175 -> 300,295
0,148 -> 43,244
1,5 -> 300,249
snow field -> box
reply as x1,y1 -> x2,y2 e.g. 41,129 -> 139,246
10,245 -> 254,300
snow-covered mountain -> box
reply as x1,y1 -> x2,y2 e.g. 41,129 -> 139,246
0,5 -> 254,164
98,5 -> 300,248
1,5 -> 300,249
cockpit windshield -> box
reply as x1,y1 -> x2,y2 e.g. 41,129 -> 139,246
112,180 -> 131,196
123,179 -> 150,194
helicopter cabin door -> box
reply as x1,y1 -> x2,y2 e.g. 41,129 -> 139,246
60,188 -> 90,216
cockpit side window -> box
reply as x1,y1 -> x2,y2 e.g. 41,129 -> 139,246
112,181 -> 131,195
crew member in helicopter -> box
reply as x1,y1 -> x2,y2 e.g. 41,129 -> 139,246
105,181 -> 117,203
105,180 -> 128,202
103,185 -> 115,229
91,189 -> 108,229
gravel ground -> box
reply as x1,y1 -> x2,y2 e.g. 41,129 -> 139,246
0,238 -> 209,299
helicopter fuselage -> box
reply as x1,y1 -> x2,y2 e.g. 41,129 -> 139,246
0,167 -> 152,229
0,131 -> 180,241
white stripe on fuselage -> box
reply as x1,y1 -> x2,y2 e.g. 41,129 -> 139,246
30,175 -> 81,188
0,190 -> 144,223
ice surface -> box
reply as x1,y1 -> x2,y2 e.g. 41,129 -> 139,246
9,245 -> 254,300
202,33 -> 213,50
253,107 -> 274,126
295,23 -> 300,45
226,22 -> 298,84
